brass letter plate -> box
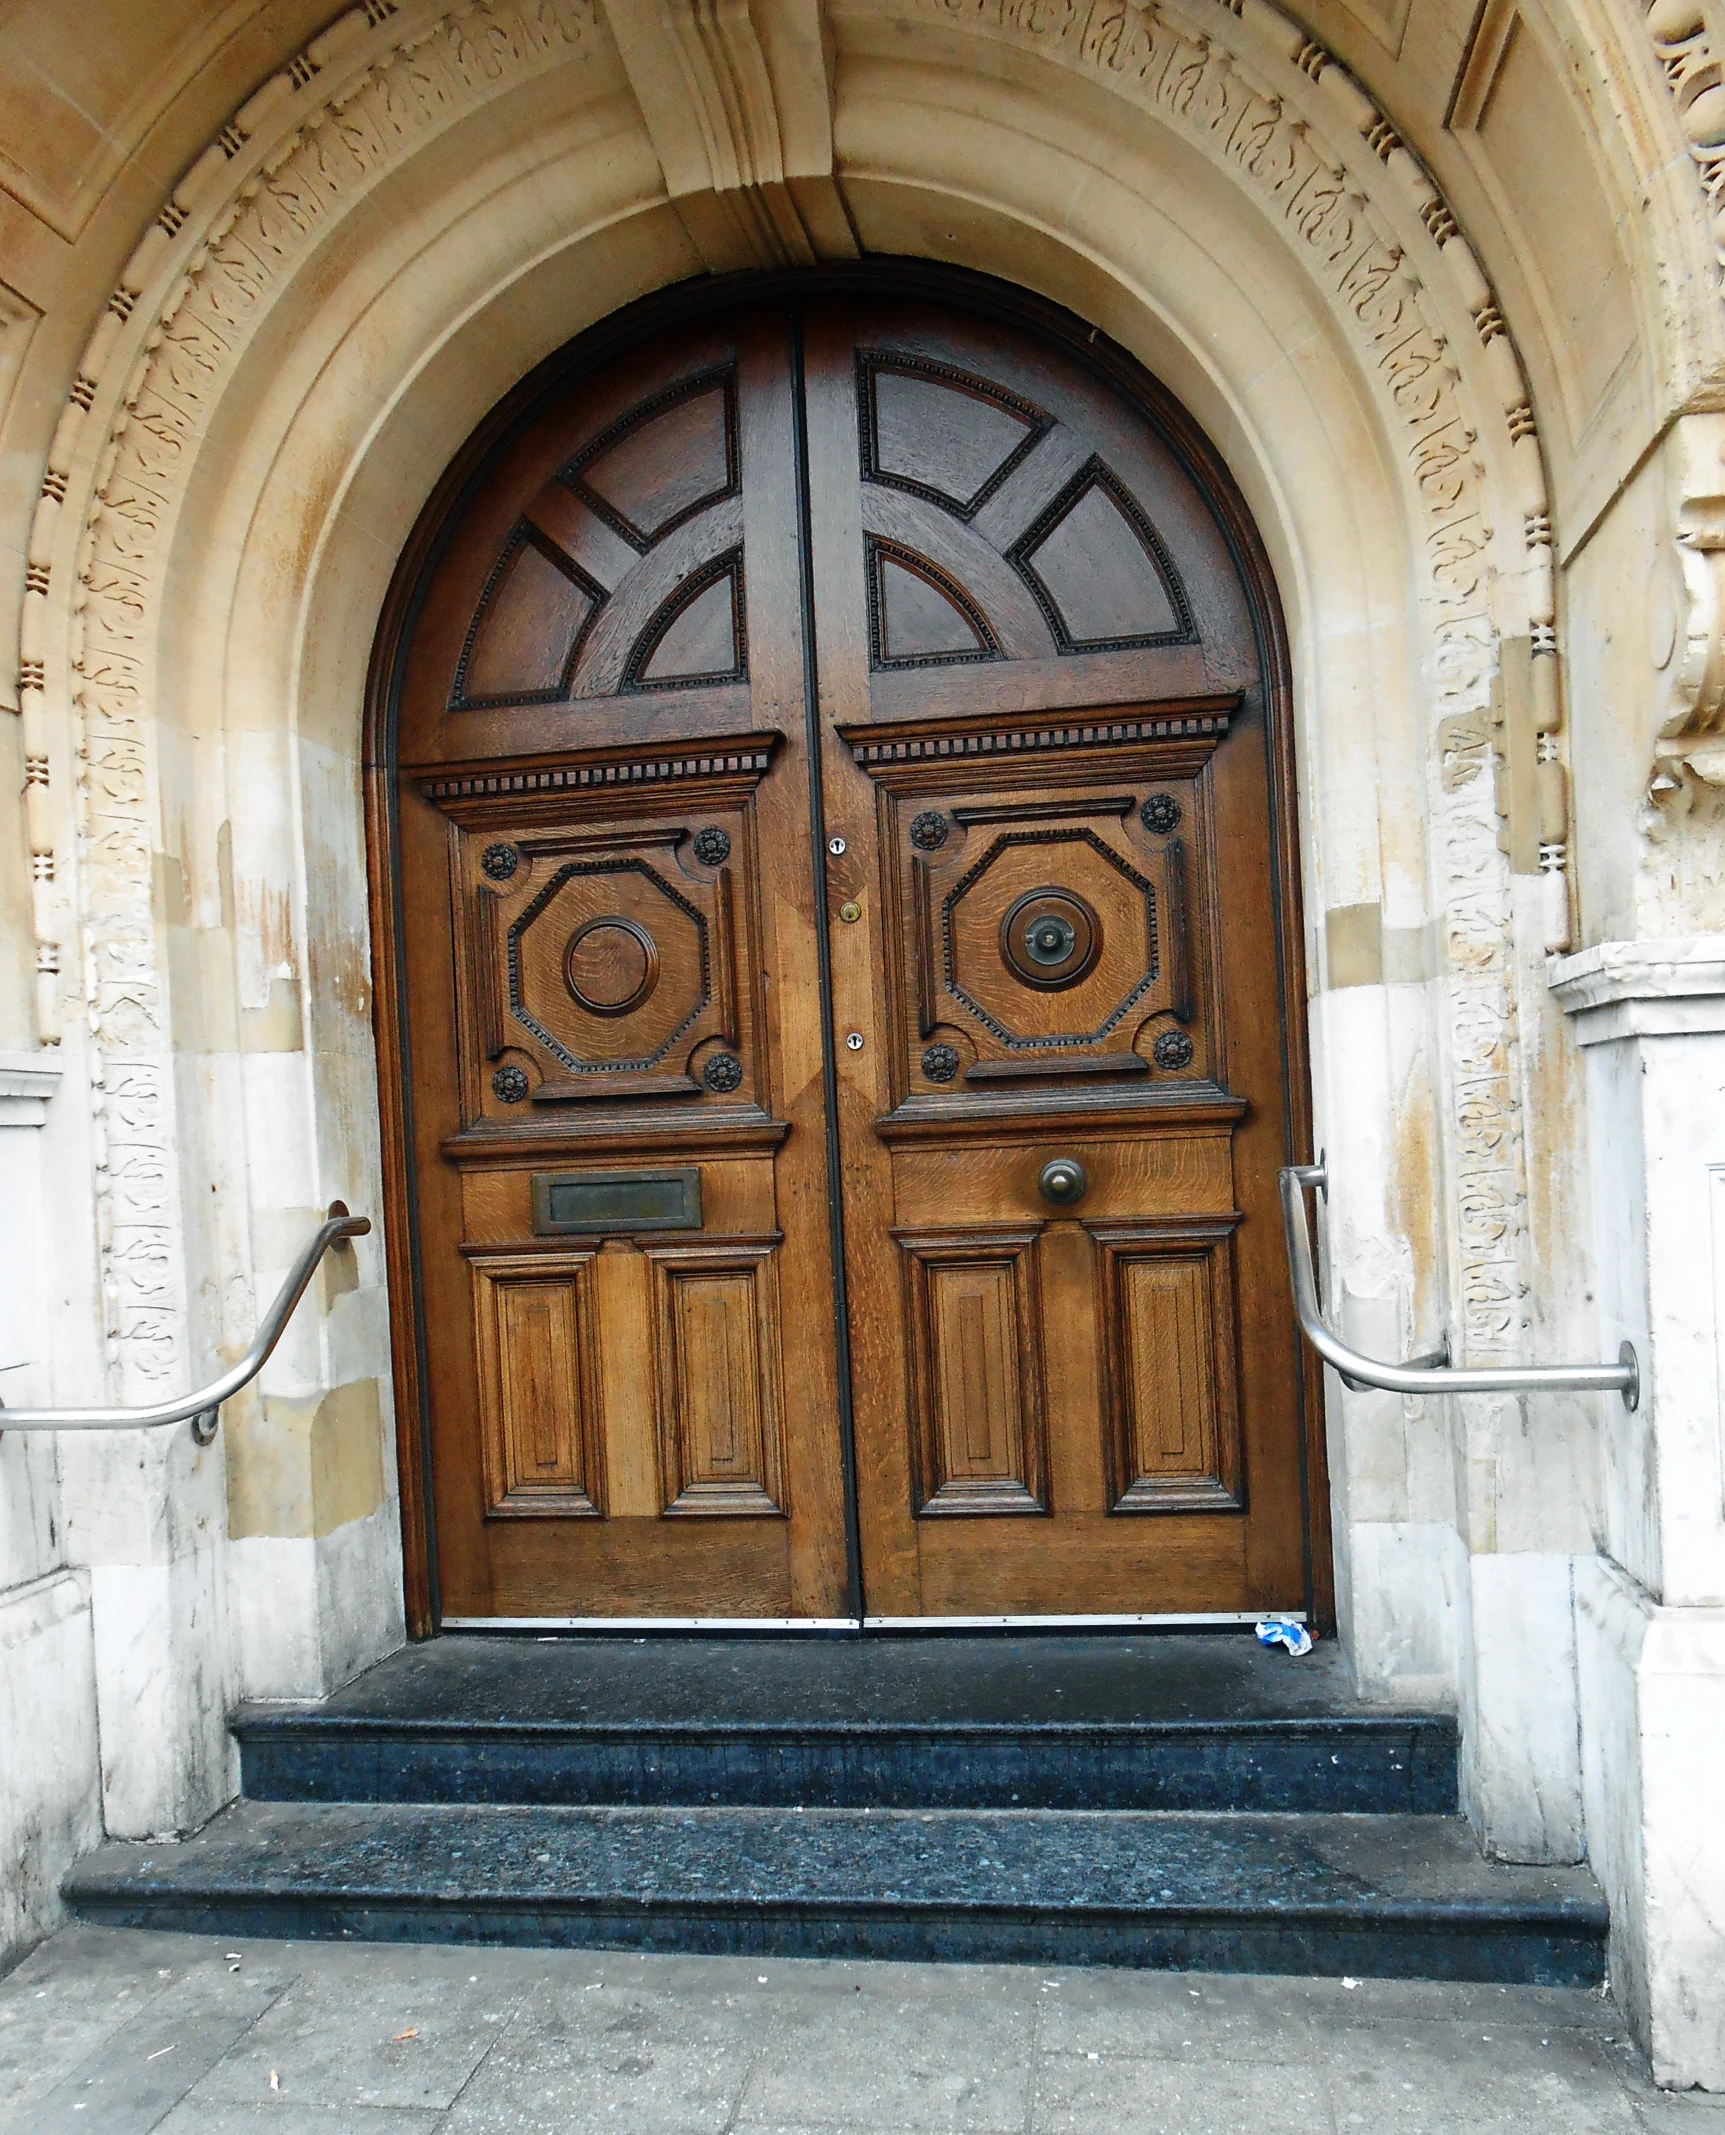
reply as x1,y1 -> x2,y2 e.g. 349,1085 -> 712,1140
531,1167 -> 702,1237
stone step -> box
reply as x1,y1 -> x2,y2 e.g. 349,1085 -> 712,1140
231,1633 -> 1459,1815
62,1801 -> 1607,1984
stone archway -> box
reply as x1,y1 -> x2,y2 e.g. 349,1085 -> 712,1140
16,0 -> 1585,1868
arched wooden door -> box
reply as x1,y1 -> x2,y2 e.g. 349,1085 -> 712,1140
374,275 -> 1322,1627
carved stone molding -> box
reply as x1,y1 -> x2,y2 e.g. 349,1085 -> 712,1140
16,0 -> 1560,1393
887,0 -> 1547,1352
24,0 -> 597,1392
604,0 -> 858,265
1550,932 -> 1725,1041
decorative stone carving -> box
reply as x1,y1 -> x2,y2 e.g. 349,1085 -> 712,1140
25,0 -> 596,1390
894,0 -> 1541,1352
18,0 -> 1559,1388
1641,0 -> 1725,275
1651,413 -> 1725,804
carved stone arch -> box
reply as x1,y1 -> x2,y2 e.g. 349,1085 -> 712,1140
7,0 -> 1589,1584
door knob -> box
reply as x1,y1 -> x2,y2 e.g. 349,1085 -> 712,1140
1038,1158 -> 1088,1207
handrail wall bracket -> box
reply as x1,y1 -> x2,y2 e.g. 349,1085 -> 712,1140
0,1203 -> 371,1440
1280,1159 -> 1638,1411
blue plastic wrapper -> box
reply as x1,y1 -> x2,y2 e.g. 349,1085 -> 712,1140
1255,1617 -> 1314,1657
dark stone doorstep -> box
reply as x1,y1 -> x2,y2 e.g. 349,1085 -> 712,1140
234,1631 -> 1447,1732
66,1801 -> 1601,1917
61,1803 -> 1606,1987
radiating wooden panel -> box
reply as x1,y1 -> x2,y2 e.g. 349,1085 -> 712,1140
1091,1220 -> 1243,1512
867,539 -> 997,668
457,531 -> 600,706
859,354 -> 1050,518
471,1252 -> 604,1518
1010,461 -> 1195,653
896,1227 -> 1048,1515
646,1237 -> 788,1516
567,369 -> 739,549
627,554 -> 745,689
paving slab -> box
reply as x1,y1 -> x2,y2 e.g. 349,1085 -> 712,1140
0,1926 -> 1705,2135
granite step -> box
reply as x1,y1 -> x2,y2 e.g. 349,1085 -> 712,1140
232,1633 -> 1459,1815
62,1800 -> 1607,1984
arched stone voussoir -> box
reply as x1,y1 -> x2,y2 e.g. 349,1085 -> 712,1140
20,0 -> 1569,1608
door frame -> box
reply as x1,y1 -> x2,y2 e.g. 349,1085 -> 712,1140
363,260 -> 1329,1641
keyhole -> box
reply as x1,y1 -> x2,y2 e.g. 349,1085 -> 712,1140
1025,914 -> 1076,966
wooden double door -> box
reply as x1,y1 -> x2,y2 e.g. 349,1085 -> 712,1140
380,280 -> 1319,1625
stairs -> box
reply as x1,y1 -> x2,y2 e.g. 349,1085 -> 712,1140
62,1633 -> 1607,1983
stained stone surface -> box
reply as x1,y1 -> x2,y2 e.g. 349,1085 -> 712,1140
1,1924 -> 1707,2135
61,1800 -> 1605,1983
231,1633 -> 1460,1816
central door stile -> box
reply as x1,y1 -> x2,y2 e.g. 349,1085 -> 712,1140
789,307 -> 869,1625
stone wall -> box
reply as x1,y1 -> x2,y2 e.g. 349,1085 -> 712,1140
0,0 -> 1719,2080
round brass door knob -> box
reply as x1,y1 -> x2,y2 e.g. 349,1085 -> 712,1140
1038,1158 -> 1088,1207
838,900 -> 862,924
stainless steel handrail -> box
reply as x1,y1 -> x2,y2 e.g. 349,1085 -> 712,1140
0,1203 -> 371,1444
1280,1160 -> 1638,1409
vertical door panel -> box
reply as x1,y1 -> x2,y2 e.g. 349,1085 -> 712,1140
393,307 -> 847,1620
385,283 -> 1315,1625
800,293 -> 1310,1619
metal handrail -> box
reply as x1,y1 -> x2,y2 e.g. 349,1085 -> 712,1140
0,1203 -> 371,1444
1280,1160 -> 1638,1410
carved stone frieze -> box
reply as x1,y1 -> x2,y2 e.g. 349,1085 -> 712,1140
888,0 -> 1539,1348
29,0 -> 596,1392
18,0 -> 1556,1394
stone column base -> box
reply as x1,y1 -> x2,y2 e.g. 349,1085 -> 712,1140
1577,1553 -> 1725,2089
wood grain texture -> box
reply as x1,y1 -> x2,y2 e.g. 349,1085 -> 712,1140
470,1252 -> 604,1518
367,271 -> 1321,1628
646,1237 -> 789,1518
896,1226 -> 1049,1516
1090,1219 -> 1244,1513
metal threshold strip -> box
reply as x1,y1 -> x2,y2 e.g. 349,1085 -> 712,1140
439,1611 -> 1302,1634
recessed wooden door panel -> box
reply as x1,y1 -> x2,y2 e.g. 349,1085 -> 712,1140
376,280 -> 1318,1628
1090,1220 -> 1244,1513
471,1252 -> 604,1518
897,1227 -> 1049,1516
646,1237 -> 788,1518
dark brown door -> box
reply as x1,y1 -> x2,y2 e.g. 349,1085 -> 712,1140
379,280 -> 1318,1625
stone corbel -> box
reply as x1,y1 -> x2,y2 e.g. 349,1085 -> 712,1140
604,0 -> 858,269
1652,412 -> 1725,803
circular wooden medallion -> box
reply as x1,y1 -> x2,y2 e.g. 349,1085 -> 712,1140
563,915 -> 660,1017
999,887 -> 1101,991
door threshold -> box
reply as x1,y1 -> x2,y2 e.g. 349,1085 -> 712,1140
437,1610 -> 1303,1635
440,1617 -> 863,1634
862,1611 -> 1301,1631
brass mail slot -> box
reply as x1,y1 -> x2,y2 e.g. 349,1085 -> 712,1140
531,1167 -> 702,1237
